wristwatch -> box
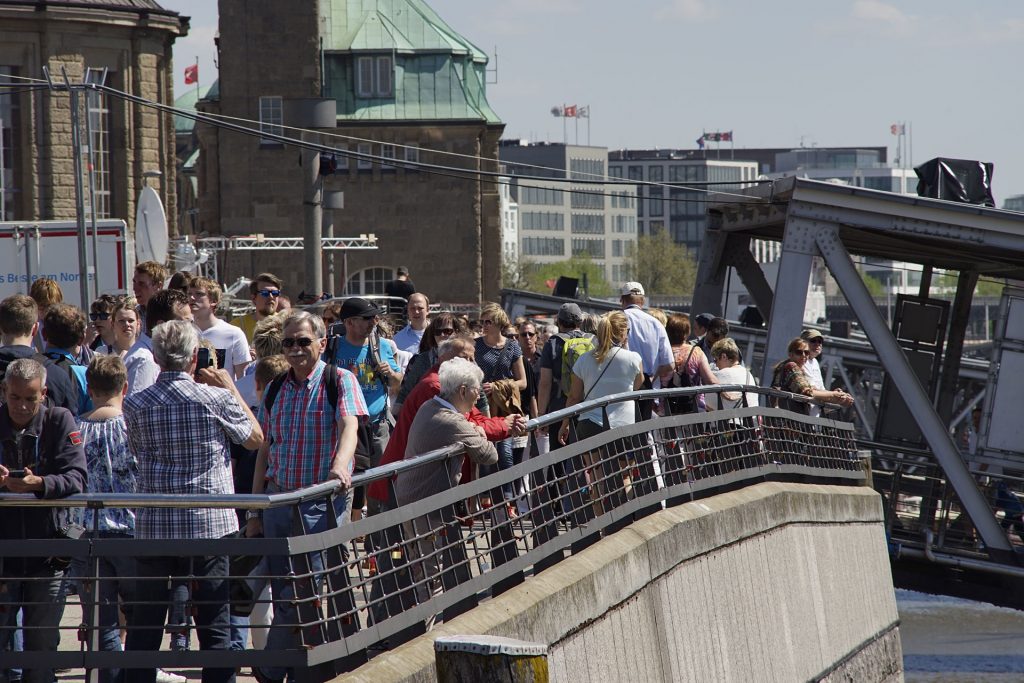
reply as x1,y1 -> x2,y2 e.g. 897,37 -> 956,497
246,510 -> 261,521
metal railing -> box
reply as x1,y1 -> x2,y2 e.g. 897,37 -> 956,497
865,438 -> 1024,566
0,385 -> 864,678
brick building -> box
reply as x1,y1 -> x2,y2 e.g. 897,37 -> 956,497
0,0 -> 185,231
196,0 -> 505,304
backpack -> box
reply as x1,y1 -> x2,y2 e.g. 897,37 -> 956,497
43,350 -> 92,414
263,364 -> 374,471
556,333 -> 596,397
665,345 -> 698,415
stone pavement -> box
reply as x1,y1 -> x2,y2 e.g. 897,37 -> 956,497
56,595 -> 258,682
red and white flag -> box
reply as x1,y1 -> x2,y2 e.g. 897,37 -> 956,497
184,64 -> 198,85
564,104 -> 577,118
890,123 -> 904,135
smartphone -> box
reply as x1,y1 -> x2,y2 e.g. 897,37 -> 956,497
195,347 -> 213,376
5,469 -> 26,479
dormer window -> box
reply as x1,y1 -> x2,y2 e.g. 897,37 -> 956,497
356,55 -> 394,98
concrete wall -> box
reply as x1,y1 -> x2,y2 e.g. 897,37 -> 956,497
340,482 -> 903,683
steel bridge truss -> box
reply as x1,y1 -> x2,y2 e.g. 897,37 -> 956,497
695,177 -> 1024,570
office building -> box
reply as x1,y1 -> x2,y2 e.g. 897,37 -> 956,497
500,141 -> 638,285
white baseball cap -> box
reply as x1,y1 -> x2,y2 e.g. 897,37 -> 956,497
619,281 -> 645,296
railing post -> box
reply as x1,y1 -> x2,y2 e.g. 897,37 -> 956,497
435,635 -> 548,683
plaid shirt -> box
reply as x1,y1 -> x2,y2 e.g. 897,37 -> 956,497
257,360 -> 367,491
124,372 -> 252,539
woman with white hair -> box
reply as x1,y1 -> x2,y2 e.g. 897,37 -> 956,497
395,358 -> 498,612
396,357 -> 498,505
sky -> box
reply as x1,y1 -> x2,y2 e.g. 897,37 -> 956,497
164,0 -> 1024,204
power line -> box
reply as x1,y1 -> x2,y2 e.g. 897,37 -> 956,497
153,98 -> 768,192
92,82 -> 779,207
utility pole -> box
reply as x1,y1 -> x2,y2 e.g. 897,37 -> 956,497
64,68 -> 92,307
288,98 -> 337,300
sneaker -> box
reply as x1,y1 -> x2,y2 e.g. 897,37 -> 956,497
156,670 -> 187,683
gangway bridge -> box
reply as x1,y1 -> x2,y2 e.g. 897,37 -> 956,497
510,175 -> 1024,608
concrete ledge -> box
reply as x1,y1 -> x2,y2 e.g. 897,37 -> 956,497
338,482 -> 899,682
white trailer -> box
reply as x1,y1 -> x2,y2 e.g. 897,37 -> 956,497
0,220 -> 135,309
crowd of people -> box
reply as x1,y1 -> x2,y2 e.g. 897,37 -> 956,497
0,264 -> 851,682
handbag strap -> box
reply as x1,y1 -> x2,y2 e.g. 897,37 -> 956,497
581,347 -> 619,404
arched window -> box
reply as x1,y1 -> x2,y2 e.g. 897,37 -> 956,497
345,267 -> 395,296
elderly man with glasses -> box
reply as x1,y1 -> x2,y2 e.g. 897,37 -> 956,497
247,310 -> 366,683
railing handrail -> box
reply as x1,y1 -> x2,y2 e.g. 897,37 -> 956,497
0,383 -> 841,509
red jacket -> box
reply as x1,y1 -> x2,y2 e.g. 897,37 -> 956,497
367,366 -> 510,502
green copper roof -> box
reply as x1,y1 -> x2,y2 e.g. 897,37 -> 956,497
321,0 -> 501,124
322,0 -> 487,59
173,83 -> 213,133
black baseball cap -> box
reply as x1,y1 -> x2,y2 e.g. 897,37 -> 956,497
339,297 -> 382,320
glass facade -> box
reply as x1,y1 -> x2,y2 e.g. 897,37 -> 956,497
570,157 -> 605,180
521,211 -> 564,230
0,67 -> 20,220
571,238 -> 604,258
85,69 -> 113,218
571,214 -> 605,234
519,185 -> 565,206
522,237 -> 565,256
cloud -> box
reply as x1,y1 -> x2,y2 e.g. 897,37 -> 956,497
658,0 -> 717,21
851,0 -> 909,24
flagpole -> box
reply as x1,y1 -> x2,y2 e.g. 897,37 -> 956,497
562,106 -> 567,145
587,105 -> 591,146
194,56 -> 199,101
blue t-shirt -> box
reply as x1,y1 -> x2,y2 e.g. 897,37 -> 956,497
330,337 -> 399,421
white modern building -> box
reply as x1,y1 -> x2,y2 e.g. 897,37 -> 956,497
765,147 -> 919,196
1004,195 -> 1024,213
607,149 -> 758,252
499,141 -> 638,285
499,177 -> 519,264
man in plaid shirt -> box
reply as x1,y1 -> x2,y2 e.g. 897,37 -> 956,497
122,320 -> 263,683
247,310 -> 366,683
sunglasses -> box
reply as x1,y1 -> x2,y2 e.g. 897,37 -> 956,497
519,331 -> 537,338
89,312 -> 110,321
793,349 -> 811,357
281,337 -> 316,348
808,338 -> 823,345
257,289 -> 281,298
503,332 -> 516,339
435,327 -> 455,336
480,319 -> 494,326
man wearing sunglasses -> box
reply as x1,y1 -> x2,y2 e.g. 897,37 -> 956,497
247,310 -> 366,683
230,273 -> 284,344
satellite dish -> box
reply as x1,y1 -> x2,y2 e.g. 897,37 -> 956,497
135,185 -> 169,265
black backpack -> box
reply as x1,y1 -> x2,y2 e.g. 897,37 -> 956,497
262,364 -> 374,471
665,345 -> 698,415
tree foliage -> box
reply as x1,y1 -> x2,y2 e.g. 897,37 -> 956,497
521,255 -> 613,298
624,229 -> 698,297
860,272 -> 886,297
936,271 -> 1005,297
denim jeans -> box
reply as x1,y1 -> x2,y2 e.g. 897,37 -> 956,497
123,554 -> 234,683
0,567 -> 65,683
480,437 -> 515,501
70,532 -> 136,683
258,488 -> 353,681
